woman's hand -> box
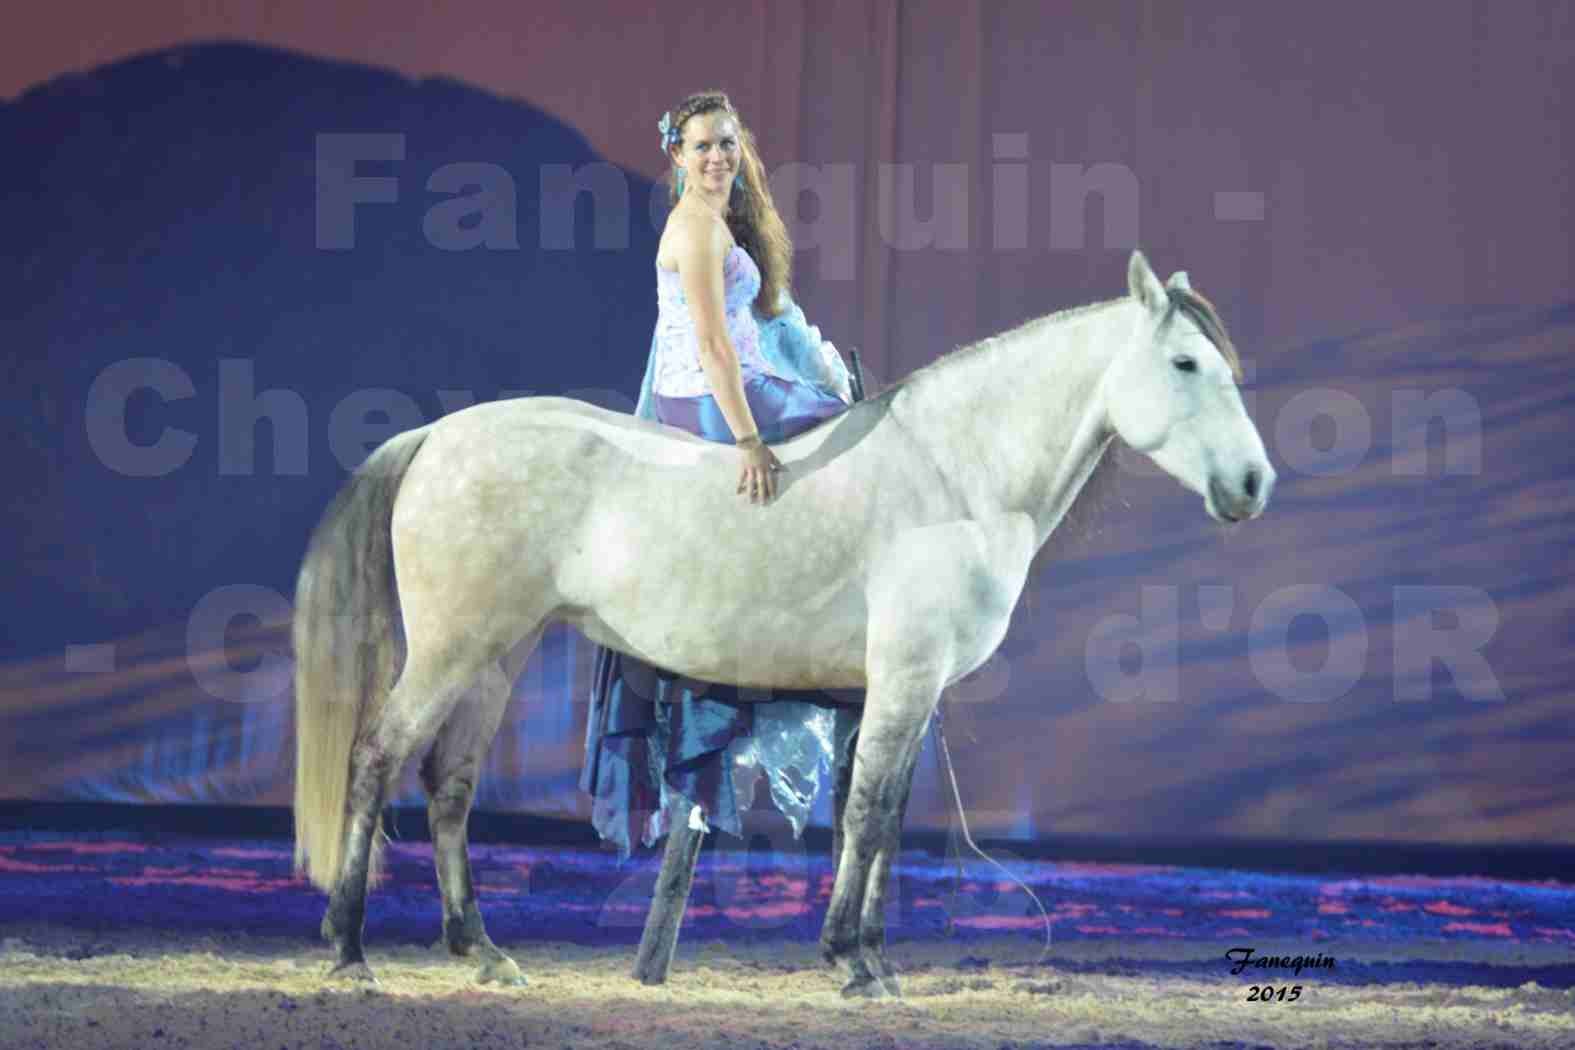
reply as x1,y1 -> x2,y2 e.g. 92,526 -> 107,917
735,435 -> 785,504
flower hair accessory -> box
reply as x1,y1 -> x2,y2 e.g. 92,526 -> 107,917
658,111 -> 681,153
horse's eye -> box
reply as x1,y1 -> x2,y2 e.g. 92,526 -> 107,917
1173,357 -> 1197,373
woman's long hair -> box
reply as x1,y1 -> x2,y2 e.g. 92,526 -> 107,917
665,91 -> 792,317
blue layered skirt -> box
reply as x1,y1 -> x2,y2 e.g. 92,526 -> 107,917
580,372 -> 864,856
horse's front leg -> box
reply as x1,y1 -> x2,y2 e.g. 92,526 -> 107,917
829,706 -> 860,886
819,672 -> 938,999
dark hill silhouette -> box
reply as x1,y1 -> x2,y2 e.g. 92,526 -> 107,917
2,41 -> 661,659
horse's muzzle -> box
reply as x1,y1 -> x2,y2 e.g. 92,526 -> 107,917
1208,463 -> 1274,523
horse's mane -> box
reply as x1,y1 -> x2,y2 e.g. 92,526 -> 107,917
878,289 -> 1241,396
885,297 -> 1130,395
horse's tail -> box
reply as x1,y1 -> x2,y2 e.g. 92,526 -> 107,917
292,427 -> 430,893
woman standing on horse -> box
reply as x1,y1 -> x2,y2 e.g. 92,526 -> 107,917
581,90 -> 860,859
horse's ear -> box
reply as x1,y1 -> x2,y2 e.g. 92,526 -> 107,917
1166,271 -> 1191,291
1128,250 -> 1167,314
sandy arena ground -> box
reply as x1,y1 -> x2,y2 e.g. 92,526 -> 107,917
3,925 -> 1572,1050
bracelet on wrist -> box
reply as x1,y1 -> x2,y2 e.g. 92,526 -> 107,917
735,432 -> 762,449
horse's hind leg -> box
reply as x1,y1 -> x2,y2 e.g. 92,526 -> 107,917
421,641 -> 537,987
322,639 -> 497,982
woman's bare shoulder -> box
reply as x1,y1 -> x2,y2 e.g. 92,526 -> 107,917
658,204 -> 730,271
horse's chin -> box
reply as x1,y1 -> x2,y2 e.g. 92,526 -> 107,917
1204,493 -> 1243,525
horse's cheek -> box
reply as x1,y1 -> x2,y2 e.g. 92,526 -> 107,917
1112,391 -> 1167,453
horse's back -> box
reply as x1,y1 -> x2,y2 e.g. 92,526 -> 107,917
386,393 -> 712,583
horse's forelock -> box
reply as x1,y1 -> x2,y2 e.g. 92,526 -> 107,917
1165,287 -> 1243,383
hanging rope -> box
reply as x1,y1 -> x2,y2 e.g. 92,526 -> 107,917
932,697 -> 1053,965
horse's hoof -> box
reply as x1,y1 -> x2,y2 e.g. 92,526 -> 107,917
631,959 -> 669,985
434,936 -> 476,957
819,940 -> 852,969
327,960 -> 379,985
877,971 -> 903,998
840,973 -> 890,999
477,956 -> 527,987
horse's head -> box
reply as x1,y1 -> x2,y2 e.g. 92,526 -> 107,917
1104,250 -> 1275,523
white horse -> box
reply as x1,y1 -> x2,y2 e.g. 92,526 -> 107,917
292,250 -> 1275,996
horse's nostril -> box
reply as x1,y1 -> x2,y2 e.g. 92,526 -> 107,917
1243,468 -> 1259,500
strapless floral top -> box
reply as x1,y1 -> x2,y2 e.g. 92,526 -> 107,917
651,245 -> 782,397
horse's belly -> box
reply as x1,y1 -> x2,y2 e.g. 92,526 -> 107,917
572,597 -> 868,691
556,491 -> 870,688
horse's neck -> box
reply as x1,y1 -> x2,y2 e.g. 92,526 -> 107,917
890,300 -> 1127,541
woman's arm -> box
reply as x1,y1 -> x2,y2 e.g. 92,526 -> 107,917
672,215 -> 784,503
675,221 -> 761,444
